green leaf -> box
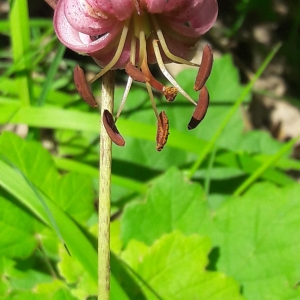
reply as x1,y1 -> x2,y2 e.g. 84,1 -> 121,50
206,55 -> 247,103
0,132 -> 94,224
110,220 -> 123,255
232,130 -> 283,155
0,157 -> 97,281
52,172 -> 95,223
121,231 -> 244,300
58,244 -> 97,299
208,182 -> 300,300
121,168 -> 300,299
0,256 -> 53,294
0,194 -> 39,258
0,131 -> 59,197
34,279 -> 78,300
121,168 -> 207,246
0,133 -> 130,299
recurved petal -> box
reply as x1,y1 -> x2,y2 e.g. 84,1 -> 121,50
54,2 -> 124,55
144,0 -> 186,14
110,0 -> 135,20
64,0 -> 115,36
85,0 -> 114,16
86,0 -> 134,21
87,0 -> 134,20
162,0 -> 218,37
189,0 -> 218,35
92,32 -> 132,68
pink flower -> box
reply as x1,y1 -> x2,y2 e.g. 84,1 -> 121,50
53,0 -> 218,150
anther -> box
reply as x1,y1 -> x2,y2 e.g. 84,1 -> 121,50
194,44 -> 213,91
103,110 -> 125,146
163,86 -> 178,102
188,86 -> 210,130
156,111 -> 169,151
73,65 -> 98,108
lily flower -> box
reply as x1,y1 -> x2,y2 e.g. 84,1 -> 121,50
53,0 -> 218,151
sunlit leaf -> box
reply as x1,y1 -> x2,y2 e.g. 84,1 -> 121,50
121,231 -> 245,300
121,168 -> 300,299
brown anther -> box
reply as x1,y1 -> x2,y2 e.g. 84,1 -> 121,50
74,65 -> 98,108
164,86 -> 178,102
156,111 -> 169,151
103,110 -> 125,146
188,86 -> 209,130
194,44 -> 213,91
125,62 -> 149,83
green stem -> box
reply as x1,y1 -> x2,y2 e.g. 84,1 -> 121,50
98,71 -> 114,300
233,135 -> 299,196
9,0 -> 32,106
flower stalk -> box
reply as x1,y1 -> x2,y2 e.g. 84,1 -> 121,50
98,71 -> 114,300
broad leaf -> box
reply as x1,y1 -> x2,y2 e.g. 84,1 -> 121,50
121,168 -> 207,246
121,168 -> 300,299
0,194 -> 39,258
0,132 -> 94,224
121,231 -> 244,300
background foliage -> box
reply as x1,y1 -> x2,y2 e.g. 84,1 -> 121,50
1,0 -> 300,299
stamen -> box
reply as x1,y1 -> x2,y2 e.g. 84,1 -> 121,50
89,20 -> 130,83
125,62 -> 149,82
138,29 -> 147,67
152,40 -> 197,106
115,33 -> 138,121
103,109 -> 125,146
73,65 -> 98,108
194,44 -> 213,91
129,32 -> 137,64
141,60 -> 164,91
145,82 -> 159,119
156,111 -> 169,151
150,15 -> 199,67
188,86 -> 210,130
115,76 -> 133,120
139,31 -> 175,101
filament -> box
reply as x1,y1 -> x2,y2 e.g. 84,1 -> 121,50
153,40 -> 197,106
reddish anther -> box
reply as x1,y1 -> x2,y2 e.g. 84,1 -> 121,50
188,86 -> 209,130
74,65 -> 98,108
103,110 -> 125,146
194,44 -> 213,91
156,111 -> 169,151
